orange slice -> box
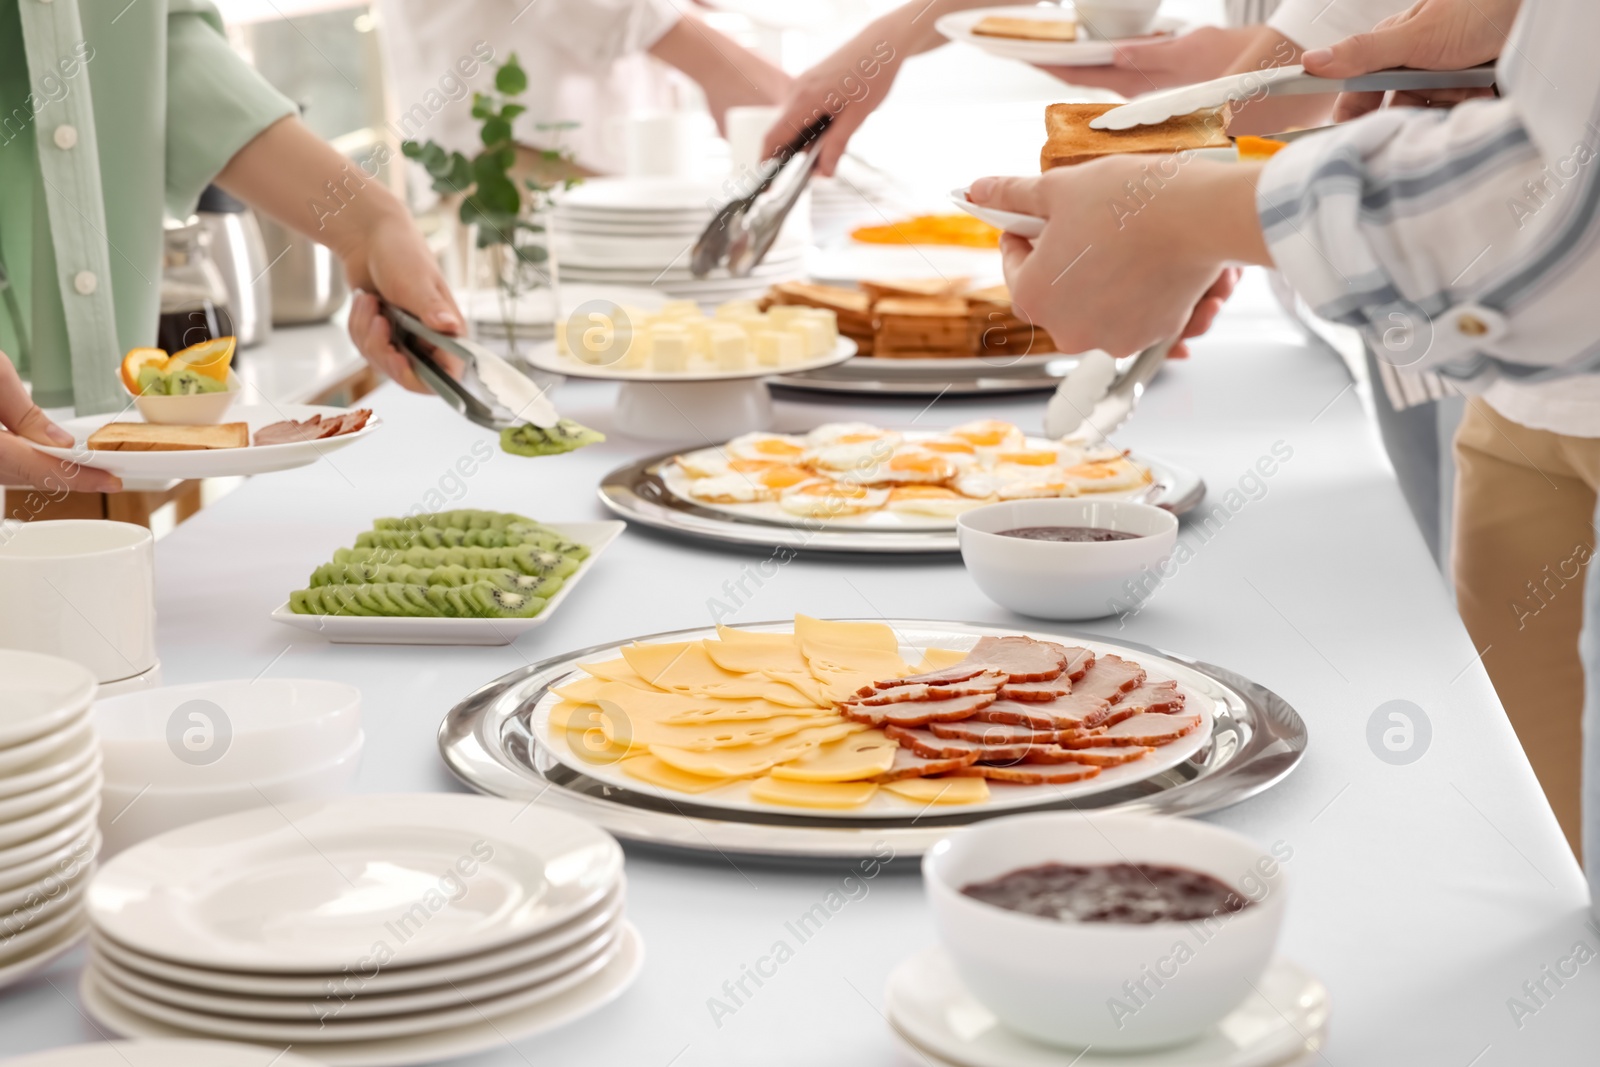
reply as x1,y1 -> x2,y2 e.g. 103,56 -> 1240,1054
170,336 -> 236,381
120,348 -> 169,393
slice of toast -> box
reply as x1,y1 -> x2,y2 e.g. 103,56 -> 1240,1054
1041,102 -> 1230,171
973,16 -> 1077,41
860,277 -> 972,302
87,422 -> 249,451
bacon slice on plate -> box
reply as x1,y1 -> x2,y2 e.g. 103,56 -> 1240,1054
873,748 -> 979,781
1024,745 -> 1153,767
966,636 -> 1068,682
928,719 -> 1080,745
977,696 -> 1108,731
853,670 -> 1007,704
838,691 -> 997,727
1083,680 -> 1186,729
1066,713 -> 1203,748
952,762 -> 1102,785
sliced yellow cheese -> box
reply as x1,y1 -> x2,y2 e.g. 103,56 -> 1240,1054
551,675 -> 608,704
562,722 -> 634,765
621,641 -> 823,707
749,776 -> 879,809
620,755 -> 733,794
794,614 -> 901,653
770,729 -> 897,782
610,710 -> 846,751
800,639 -> 909,701
882,777 -> 990,805
912,647 -> 970,673
650,721 -> 863,776
592,681 -> 826,726
576,657 -> 655,687
547,700 -> 584,731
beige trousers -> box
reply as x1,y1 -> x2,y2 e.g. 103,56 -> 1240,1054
1453,400 -> 1600,858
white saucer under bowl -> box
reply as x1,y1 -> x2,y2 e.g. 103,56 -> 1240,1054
886,947 -> 1328,1067
96,660 -> 163,699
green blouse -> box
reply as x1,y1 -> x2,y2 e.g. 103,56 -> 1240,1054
0,0 -> 294,413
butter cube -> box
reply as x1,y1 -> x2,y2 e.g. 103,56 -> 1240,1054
766,305 -> 807,328
715,300 -> 761,320
788,318 -> 830,358
650,326 -> 691,372
800,307 -> 838,346
707,323 -> 749,370
620,327 -> 652,369
753,329 -> 801,367
659,300 -> 703,320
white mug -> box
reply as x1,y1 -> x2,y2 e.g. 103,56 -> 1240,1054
0,520 -> 157,684
623,113 -> 702,178
724,105 -> 781,174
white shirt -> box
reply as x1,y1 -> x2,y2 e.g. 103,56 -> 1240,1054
375,0 -> 681,176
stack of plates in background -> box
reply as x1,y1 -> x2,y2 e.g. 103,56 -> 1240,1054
554,177 -> 806,303
0,651 -> 102,989
6,1041 -> 329,1067
80,794 -> 639,1066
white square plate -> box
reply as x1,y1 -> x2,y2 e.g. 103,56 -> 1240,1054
268,521 -> 624,645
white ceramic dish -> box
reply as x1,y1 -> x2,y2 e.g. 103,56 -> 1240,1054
97,660 -> 164,698
1075,0 -> 1162,40
36,404 -> 382,480
958,499 -> 1179,620
130,370 -> 242,426
0,713 -> 93,776
0,757 -> 101,825
3,1040 -> 330,1067
936,5 -> 1186,66
1,868 -> 90,939
924,812 -> 1288,1049
0,909 -> 88,991
459,283 -> 665,330
887,952 -> 1328,1067
0,781 -> 97,850
268,520 -> 623,646
0,650 -> 97,747
89,793 -> 624,973
89,880 -> 627,997
950,185 -> 1045,239
0,805 -> 99,872
531,622 -> 1216,820
527,336 -> 857,383
93,678 -> 361,788
558,176 -> 723,212
80,922 -> 645,1067
0,897 -> 88,964
0,727 -> 99,800
97,731 -> 364,857
0,825 -> 96,896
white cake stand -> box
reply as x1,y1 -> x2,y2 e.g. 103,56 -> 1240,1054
525,338 -> 857,441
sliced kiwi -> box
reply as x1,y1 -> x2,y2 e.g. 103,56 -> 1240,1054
500,419 -> 605,458
135,366 -> 169,396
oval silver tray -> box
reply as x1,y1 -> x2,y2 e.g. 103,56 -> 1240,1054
438,620 -> 1307,863
598,450 -> 1206,555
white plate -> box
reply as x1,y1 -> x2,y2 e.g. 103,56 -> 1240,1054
0,779 -> 97,849
80,922 -> 645,1067
528,337 -> 857,383
89,793 -> 623,973
89,880 -> 626,997
558,259 -> 804,285
888,948 -> 1328,1067
661,432 -> 1167,532
269,520 -> 623,646
92,916 -> 624,1021
0,805 -> 99,873
531,623 -> 1217,820
3,1041 -> 330,1067
936,6 -> 1188,66
808,242 -> 1003,289
0,909 -> 88,991
0,827 -> 96,897
0,897 -> 88,965
460,284 -> 665,329
36,404 -> 382,480
0,725 -> 98,800
0,757 -> 101,824
0,712 -> 92,776
950,185 -> 1045,239
0,836 -> 95,911
0,651 -> 97,748
559,176 -> 724,212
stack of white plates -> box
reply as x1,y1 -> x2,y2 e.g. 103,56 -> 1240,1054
554,177 -> 805,302
80,794 -> 637,1067
6,1041 -> 328,1067
0,650 -> 101,989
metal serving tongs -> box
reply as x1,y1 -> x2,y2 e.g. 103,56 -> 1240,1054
691,113 -> 832,279
381,301 -> 558,430
1045,339 -> 1176,443
1090,62 -> 1498,130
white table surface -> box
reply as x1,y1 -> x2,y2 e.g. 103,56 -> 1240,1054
3,270 -> 1595,1066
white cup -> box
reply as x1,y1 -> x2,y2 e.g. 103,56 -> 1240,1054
1075,0 -> 1163,40
0,520 -> 157,684
725,105 -> 782,174
624,113 -> 702,178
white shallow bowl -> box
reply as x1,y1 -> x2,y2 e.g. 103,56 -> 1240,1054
924,811 -> 1287,1050
97,730 -> 364,857
1076,0 -> 1162,39
958,499 -> 1178,620
92,678 -> 361,788
0,650 -> 97,748
129,371 -> 242,426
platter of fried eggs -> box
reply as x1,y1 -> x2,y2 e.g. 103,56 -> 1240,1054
660,419 -> 1158,531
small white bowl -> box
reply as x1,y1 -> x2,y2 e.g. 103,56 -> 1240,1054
129,370 -> 241,425
924,811 -> 1287,1050
93,678 -> 361,789
97,730 -> 364,857
957,498 -> 1178,620
1075,0 -> 1162,40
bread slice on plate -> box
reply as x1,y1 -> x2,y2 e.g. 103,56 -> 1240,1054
1041,102 -> 1230,171
973,15 -> 1077,41
87,422 -> 249,451
860,277 -> 972,302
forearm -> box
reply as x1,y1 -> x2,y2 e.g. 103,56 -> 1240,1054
1170,161 -> 1273,268
647,15 -> 787,106
213,116 -> 407,263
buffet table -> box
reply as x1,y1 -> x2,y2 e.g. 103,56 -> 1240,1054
4,271 -> 1594,1065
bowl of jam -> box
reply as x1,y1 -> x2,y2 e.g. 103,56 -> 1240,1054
956,499 -> 1178,620
923,811 -> 1287,1050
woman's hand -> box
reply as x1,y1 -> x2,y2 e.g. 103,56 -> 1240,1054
340,210 -> 464,394
760,26 -> 904,176
968,158 -> 1270,357
0,351 -> 119,493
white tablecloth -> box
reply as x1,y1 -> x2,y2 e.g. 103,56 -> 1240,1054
3,271 -> 1594,1066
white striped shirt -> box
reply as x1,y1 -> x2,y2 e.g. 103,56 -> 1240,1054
1257,0 -> 1600,402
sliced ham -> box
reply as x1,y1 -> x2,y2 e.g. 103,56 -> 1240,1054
884,725 -> 1034,764
873,748 -> 979,781
1055,645 -> 1096,680
928,719 -> 1080,745
1024,745 -> 1153,767
855,670 -> 1007,703
976,696 -> 1107,731
965,636 -> 1067,682
253,409 -> 373,447
875,663 -> 992,688
1072,655 -> 1146,703
838,691 -> 996,727
1082,680 -> 1186,728
998,677 -> 1074,702
952,763 -> 1101,785
1066,713 -> 1203,748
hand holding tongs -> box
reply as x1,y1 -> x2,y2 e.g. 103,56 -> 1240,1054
381,301 -> 558,430
1090,62 -> 1498,130
692,114 -> 832,279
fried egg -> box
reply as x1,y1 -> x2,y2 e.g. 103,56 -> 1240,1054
948,419 -> 1025,451
840,448 -> 957,486
887,485 -> 988,517
998,477 -> 1076,500
918,436 -> 981,468
953,471 -> 1004,499
804,422 -> 901,448
725,432 -> 807,464
1065,458 -> 1152,493
673,449 -> 733,479
778,481 -> 890,517
803,437 -> 899,475
688,473 -> 778,504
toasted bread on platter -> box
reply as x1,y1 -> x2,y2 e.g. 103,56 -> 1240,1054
860,278 -> 972,301
87,422 -> 249,451
1041,102 -> 1230,171
973,15 -> 1077,41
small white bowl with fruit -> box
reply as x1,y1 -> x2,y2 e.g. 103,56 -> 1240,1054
120,338 -> 241,425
